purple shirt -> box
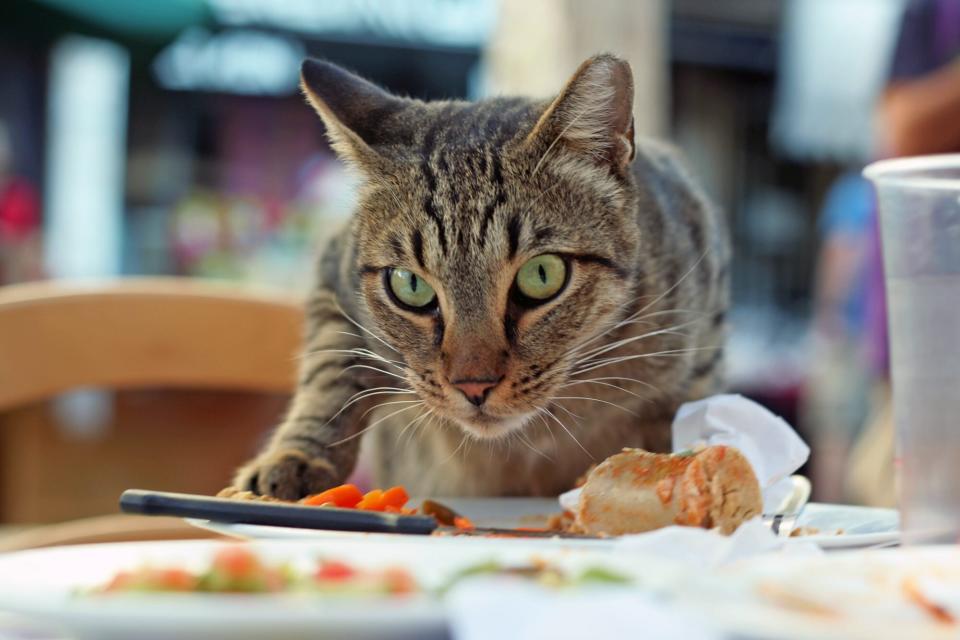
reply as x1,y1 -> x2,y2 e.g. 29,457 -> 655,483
866,0 -> 960,375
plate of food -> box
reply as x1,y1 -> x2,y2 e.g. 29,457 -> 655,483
0,538 -> 670,640
676,545 -> 960,640
125,445 -> 897,550
186,498 -> 898,550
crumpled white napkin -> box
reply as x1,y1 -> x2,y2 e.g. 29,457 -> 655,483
613,518 -> 821,569
560,394 -> 810,515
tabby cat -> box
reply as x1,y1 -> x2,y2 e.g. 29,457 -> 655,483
233,54 -> 729,499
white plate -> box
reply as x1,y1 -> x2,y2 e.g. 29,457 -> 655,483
790,502 -> 899,548
676,545 -> 960,640
0,537 -> 669,640
189,499 -> 899,550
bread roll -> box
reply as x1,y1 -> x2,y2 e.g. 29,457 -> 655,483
574,446 -> 762,536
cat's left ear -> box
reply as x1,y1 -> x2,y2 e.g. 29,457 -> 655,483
525,54 -> 636,176
300,59 -> 405,173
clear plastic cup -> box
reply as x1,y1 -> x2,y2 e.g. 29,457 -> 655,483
864,154 -> 960,544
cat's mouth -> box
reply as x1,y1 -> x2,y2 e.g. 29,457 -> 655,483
450,408 -> 533,439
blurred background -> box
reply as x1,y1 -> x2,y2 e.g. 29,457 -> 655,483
0,0 -> 937,524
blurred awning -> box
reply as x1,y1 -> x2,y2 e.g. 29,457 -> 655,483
1,0 -> 214,50
32,0 -> 211,40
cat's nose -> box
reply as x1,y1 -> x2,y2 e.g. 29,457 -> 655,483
450,377 -> 502,406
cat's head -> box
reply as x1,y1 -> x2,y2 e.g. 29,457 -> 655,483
302,55 -> 643,438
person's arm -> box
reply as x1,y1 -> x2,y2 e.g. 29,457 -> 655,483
879,58 -> 960,157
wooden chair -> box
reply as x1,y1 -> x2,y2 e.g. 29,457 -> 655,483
0,278 -> 304,551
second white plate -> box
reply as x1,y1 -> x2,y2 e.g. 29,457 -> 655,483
188,499 -> 899,550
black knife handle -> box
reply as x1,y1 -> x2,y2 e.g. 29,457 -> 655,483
120,489 -> 438,535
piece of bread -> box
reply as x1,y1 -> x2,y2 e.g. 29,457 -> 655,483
574,445 -> 762,536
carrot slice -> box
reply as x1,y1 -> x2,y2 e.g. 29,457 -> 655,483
356,489 -> 385,511
302,484 -> 364,508
453,516 -> 475,530
381,486 -> 409,509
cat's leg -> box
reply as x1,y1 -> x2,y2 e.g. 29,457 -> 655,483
232,289 -> 384,499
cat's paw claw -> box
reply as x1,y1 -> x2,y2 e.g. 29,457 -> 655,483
234,449 -> 338,500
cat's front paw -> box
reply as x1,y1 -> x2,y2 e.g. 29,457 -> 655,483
233,449 -> 339,500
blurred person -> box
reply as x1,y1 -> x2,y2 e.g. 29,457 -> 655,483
802,173 -> 873,503
847,0 -> 960,506
0,120 -> 43,284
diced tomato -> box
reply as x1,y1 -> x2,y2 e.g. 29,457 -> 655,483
382,567 -> 416,594
381,486 -> 409,509
315,560 -> 356,581
157,568 -> 198,591
212,545 -> 259,578
302,484 -> 364,508
103,570 -> 134,592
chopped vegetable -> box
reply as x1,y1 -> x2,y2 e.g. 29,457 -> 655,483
92,546 -> 418,597
441,560 -> 632,593
576,567 -> 633,585
315,560 -> 356,582
301,484 -> 364,508
381,486 -> 409,508
356,489 -> 386,511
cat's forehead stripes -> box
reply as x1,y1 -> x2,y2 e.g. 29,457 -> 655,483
418,109 -> 450,256
406,98 -> 540,267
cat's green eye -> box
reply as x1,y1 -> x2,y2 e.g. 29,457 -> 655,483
515,254 -> 567,301
388,268 -> 437,310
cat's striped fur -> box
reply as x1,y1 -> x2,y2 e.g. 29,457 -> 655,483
234,54 -> 730,499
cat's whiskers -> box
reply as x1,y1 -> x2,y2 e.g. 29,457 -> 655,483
322,386 -> 416,428
560,378 -> 645,399
396,407 -> 434,446
564,247 -> 711,361
629,249 -> 711,319
540,413 -> 558,449
437,432 -> 470,467
562,374 -> 662,396
569,319 -> 700,364
565,306 -> 706,359
553,401 -> 583,422
538,405 -> 593,460
339,363 -> 409,383
327,402 -> 424,447
551,395 -> 640,417
334,303 -> 403,354
513,430 -> 553,462
358,398 -> 424,422
297,346 -> 406,371
571,344 -> 721,377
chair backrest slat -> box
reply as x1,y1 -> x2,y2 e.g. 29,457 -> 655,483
0,278 -> 304,411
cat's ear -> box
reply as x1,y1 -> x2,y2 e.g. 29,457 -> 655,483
525,54 -> 636,175
300,59 -> 404,172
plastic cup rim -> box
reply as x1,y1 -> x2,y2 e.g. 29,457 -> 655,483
863,154 -> 960,191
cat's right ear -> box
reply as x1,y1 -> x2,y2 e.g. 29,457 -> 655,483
524,54 -> 636,177
300,59 -> 404,172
